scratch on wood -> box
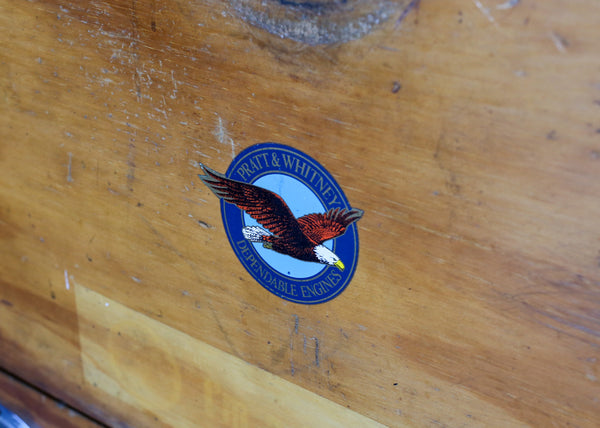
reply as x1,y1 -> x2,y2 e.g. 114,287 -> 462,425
139,214 -> 184,257
67,153 -> 73,182
290,334 -> 295,376
193,148 -> 212,159
524,304 -> 600,348
127,142 -> 136,183
213,115 -> 236,160
170,70 -> 178,99
196,219 -> 213,229
64,269 -> 70,290
130,0 -> 142,101
289,314 -> 300,376
496,0 -> 520,10
313,337 -> 320,367
395,0 -> 420,28
139,213 -> 241,357
325,117 -> 353,127
550,32 -> 568,53
472,0 -> 498,26
182,196 -> 208,206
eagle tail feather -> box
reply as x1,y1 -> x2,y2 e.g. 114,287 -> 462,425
325,207 -> 364,226
242,226 -> 272,242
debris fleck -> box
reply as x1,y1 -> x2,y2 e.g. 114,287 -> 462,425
392,81 -> 402,94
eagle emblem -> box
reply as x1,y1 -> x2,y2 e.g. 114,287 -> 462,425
199,164 -> 364,271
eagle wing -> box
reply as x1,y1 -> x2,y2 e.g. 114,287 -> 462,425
199,164 -> 311,247
297,207 -> 364,245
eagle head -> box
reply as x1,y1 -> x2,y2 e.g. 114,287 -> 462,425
314,245 -> 345,271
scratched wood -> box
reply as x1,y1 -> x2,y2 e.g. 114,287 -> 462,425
0,370 -> 103,428
1,0 -> 599,427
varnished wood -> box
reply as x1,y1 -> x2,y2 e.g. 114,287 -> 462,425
0,370 -> 103,428
1,0 -> 599,426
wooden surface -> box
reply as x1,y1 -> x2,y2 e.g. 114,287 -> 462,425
1,0 -> 600,426
0,370 -> 103,428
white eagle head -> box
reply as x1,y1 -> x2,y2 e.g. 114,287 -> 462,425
314,245 -> 345,271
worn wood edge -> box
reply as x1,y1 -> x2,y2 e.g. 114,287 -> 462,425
0,368 -> 105,428
74,282 -> 390,427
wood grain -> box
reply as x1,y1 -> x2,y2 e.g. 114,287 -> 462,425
75,283 -> 387,427
0,370 -> 103,428
1,0 -> 599,426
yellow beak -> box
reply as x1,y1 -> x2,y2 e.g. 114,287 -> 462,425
334,260 -> 345,271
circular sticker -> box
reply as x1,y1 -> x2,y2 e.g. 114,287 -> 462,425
199,142 -> 363,304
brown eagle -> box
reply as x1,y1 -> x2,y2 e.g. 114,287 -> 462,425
199,164 -> 363,271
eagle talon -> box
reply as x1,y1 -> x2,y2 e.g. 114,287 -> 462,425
263,242 -> 273,249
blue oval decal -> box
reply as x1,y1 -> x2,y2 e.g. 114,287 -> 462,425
199,142 -> 363,304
